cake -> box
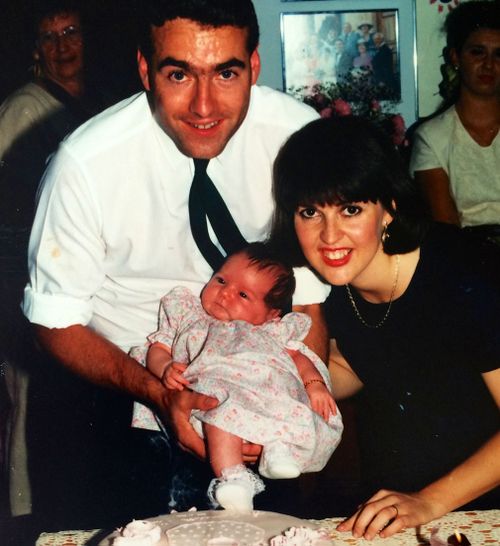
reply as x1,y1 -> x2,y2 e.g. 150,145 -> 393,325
103,509 -> 330,546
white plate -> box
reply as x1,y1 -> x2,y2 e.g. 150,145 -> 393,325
100,510 -> 319,545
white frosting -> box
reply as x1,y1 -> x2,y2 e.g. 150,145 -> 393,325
113,520 -> 164,545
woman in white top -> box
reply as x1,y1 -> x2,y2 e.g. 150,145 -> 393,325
410,1 -> 500,234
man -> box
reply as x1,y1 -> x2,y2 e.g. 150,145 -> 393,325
372,32 -> 398,95
22,0 -> 327,524
333,38 -> 353,84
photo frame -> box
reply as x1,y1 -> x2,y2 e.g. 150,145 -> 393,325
281,10 -> 401,101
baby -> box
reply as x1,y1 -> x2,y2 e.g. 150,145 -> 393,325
130,243 -> 343,511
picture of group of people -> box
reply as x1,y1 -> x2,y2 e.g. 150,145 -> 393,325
283,10 -> 400,98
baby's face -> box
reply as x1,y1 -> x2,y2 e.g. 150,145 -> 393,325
201,253 -> 280,325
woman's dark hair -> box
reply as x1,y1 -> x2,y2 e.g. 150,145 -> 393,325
31,0 -> 82,41
444,0 -> 500,54
137,0 -> 259,63
270,117 -> 430,267
231,242 -> 295,316
440,0 -> 500,105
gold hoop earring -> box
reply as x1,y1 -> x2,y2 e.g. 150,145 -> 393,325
381,222 -> 390,244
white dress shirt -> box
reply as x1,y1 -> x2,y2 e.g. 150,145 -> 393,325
23,86 -> 329,351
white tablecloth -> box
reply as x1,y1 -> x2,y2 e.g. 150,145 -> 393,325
36,509 -> 500,545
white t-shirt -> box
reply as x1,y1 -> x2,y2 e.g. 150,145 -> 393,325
410,105 -> 500,227
23,86 -> 328,351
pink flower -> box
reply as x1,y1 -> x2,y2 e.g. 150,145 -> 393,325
320,107 -> 333,118
332,98 -> 352,116
391,114 -> 406,146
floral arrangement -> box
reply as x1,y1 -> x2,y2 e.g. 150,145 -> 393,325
288,71 -> 408,149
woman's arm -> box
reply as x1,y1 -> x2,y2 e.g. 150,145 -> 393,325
337,368 -> 500,540
329,339 -> 364,400
414,168 -> 460,226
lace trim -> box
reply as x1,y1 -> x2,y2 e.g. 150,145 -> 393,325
207,464 -> 265,508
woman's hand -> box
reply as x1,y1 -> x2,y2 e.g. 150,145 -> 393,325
336,489 -> 443,540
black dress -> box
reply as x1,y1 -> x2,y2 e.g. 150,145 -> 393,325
324,224 -> 500,506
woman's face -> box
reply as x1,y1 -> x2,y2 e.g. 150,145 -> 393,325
451,28 -> 500,98
35,12 -> 84,86
294,200 -> 392,288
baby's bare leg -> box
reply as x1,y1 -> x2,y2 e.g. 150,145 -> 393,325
204,423 -> 243,476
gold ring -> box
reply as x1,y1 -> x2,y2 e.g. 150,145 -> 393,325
391,504 -> 399,519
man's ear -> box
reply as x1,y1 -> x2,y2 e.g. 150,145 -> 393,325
250,48 -> 261,85
137,49 -> 151,91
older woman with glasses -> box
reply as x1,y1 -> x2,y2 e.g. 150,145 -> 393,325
0,0 -> 99,524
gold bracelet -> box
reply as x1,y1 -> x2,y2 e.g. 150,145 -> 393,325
304,379 -> 326,389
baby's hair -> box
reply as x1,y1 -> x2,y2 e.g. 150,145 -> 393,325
234,242 -> 295,316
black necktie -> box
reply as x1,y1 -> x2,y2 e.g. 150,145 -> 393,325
188,159 -> 247,271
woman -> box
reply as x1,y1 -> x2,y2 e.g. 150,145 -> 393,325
271,116 -> 500,539
410,0 -> 500,242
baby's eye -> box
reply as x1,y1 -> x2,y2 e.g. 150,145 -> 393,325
239,292 -> 248,299
215,276 -> 225,285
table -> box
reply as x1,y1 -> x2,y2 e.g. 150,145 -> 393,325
36,509 -> 499,545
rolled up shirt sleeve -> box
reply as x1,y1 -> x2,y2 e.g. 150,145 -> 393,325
22,145 -> 105,328
292,266 -> 331,306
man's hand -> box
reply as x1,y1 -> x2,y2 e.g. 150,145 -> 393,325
159,388 -> 219,459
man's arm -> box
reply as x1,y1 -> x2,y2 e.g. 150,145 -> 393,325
35,324 -> 217,458
293,303 -> 328,362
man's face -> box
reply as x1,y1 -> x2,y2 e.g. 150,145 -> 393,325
138,18 -> 261,159
36,12 -> 83,86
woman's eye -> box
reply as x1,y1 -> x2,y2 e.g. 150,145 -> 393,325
343,205 -> 362,217
298,207 -> 318,219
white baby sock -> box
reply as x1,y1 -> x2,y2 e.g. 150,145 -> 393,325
259,443 -> 301,479
208,464 -> 265,513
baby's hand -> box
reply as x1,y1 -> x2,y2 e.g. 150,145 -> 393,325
306,381 -> 337,421
161,362 -> 189,391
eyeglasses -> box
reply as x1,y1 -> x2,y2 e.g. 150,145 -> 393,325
38,25 -> 82,47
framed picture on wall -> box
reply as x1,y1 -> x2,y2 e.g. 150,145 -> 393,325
281,9 -> 401,102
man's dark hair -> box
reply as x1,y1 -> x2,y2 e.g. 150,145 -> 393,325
271,116 -> 430,267
137,0 -> 259,62
233,242 -> 295,316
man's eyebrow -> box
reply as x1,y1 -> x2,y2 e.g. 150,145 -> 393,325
215,58 -> 246,71
156,56 -> 246,72
157,57 -> 189,71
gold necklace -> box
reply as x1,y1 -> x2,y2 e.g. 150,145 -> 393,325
345,254 -> 400,329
